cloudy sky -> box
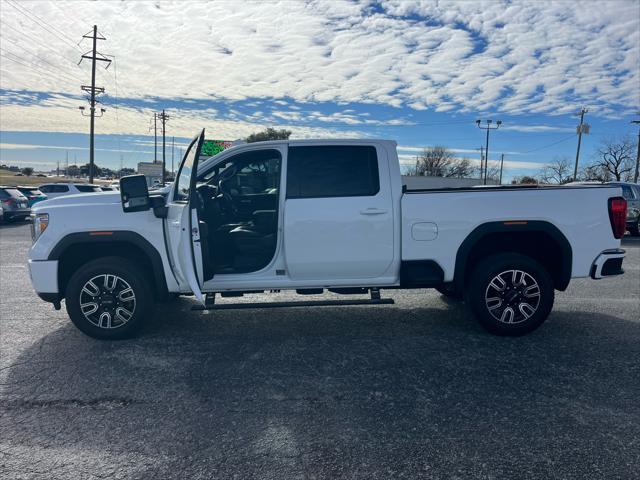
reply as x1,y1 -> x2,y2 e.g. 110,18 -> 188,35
1,0 -> 639,179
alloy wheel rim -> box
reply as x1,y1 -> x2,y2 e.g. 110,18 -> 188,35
485,269 -> 541,324
79,274 -> 136,329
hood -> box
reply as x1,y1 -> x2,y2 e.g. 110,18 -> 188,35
34,191 -> 121,210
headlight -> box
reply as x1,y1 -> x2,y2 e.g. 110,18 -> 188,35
31,213 -> 49,242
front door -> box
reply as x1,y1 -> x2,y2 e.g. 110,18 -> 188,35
164,130 -> 207,304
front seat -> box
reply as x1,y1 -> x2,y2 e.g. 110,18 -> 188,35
228,210 -> 277,272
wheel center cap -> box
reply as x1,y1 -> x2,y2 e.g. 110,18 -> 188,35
101,295 -> 115,306
506,290 -> 519,303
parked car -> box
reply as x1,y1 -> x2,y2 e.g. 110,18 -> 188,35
36,174 -> 47,178
109,180 -> 120,190
100,186 -> 116,192
28,130 -> 627,340
0,203 -> 4,222
0,186 -> 31,221
38,183 -> 103,200
16,186 -> 47,207
608,182 -> 640,236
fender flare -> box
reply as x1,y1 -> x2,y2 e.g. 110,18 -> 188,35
453,221 -> 573,292
48,230 -> 169,299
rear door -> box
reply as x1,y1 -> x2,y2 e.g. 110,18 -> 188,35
164,130 -> 207,303
284,144 -> 394,280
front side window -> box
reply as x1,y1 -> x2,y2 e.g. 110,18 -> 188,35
286,145 -> 380,199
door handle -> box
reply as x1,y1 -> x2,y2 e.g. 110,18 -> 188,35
360,208 -> 388,215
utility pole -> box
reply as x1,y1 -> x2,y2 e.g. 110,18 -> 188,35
78,25 -> 111,183
57,158 -> 60,177
157,110 -> 170,184
120,154 -> 123,178
171,136 -> 175,178
631,119 -> 640,183
499,153 -> 505,185
153,113 -> 158,163
476,119 -> 502,185
573,107 -> 589,181
479,146 -> 485,181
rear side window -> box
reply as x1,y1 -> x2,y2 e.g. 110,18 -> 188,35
4,188 -> 25,199
76,185 -> 101,192
286,145 -> 380,199
621,185 -> 634,200
39,185 -> 52,193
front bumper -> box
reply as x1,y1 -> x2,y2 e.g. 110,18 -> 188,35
28,259 -> 59,294
590,249 -> 625,279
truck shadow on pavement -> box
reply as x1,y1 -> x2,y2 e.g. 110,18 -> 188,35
2,300 -> 639,479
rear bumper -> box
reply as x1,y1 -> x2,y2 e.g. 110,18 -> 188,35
28,259 -> 59,295
590,249 -> 625,279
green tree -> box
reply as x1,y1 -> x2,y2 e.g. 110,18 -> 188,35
21,167 -> 34,176
246,127 -> 292,143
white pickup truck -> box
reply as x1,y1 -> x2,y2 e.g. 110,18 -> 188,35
28,130 -> 627,339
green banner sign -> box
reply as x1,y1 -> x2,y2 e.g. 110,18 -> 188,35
201,139 -> 233,157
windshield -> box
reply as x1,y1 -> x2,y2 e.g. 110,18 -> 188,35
174,135 -> 200,202
76,185 -> 102,193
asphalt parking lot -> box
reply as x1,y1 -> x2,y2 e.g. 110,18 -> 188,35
1,222 -> 639,479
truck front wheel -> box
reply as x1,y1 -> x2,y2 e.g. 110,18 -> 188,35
65,257 -> 152,340
467,253 -> 554,336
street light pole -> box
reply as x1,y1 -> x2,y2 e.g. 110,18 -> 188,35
573,107 -> 589,181
499,153 -> 505,185
476,119 -> 502,185
632,119 -> 640,183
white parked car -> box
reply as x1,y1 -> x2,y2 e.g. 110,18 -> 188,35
38,183 -> 103,200
28,130 -> 627,340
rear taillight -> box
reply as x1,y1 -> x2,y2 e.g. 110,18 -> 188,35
608,197 -> 627,239
2,198 -> 14,205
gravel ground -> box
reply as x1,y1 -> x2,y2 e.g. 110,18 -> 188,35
1,222 -> 639,479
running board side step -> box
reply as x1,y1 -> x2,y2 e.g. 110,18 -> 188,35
191,298 -> 394,311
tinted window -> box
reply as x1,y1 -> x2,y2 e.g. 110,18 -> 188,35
287,146 -> 379,199
53,185 -> 69,193
76,185 -> 101,193
621,185 -> 634,200
39,185 -> 52,193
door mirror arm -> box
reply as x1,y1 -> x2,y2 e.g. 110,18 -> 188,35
150,195 -> 168,218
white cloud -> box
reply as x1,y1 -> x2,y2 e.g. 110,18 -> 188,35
0,0 -> 638,138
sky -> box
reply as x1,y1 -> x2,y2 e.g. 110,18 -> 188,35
0,0 -> 639,181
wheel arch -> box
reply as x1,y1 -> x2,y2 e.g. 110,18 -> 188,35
48,231 -> 169,301
453,221 -> 572,293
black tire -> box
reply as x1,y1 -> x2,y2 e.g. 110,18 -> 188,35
466,253 -> 554,336
628,217 -> 640,236
65,257 -> 153,340
435,283 -> 463,300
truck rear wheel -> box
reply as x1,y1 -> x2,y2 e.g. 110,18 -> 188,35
65,257 -> 152,340
467,253 -> 554,336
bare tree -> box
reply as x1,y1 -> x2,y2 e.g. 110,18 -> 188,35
511,175 -> 538,185
414,147 -> 474,178
580,163 -> 610,182
593,136 -> 635,181
446,156 -> 475,178
539,156 -> 574,184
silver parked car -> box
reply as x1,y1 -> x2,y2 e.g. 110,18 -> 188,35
0,186 -> 31,222
608,182 -> 640,236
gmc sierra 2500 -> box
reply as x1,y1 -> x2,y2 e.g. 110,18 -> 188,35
28,130 -> 627,339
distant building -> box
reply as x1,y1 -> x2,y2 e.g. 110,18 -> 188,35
137,162 -> 163,187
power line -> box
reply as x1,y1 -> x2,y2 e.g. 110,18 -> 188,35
0,36 -> 80,84
0,48 -> 78,87
5,0 -> 82,52
1,22 -> 82,70
520,135 -> 576,154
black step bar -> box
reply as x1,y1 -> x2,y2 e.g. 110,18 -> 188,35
191,298 -> 394,311
191,288 -> 393,311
